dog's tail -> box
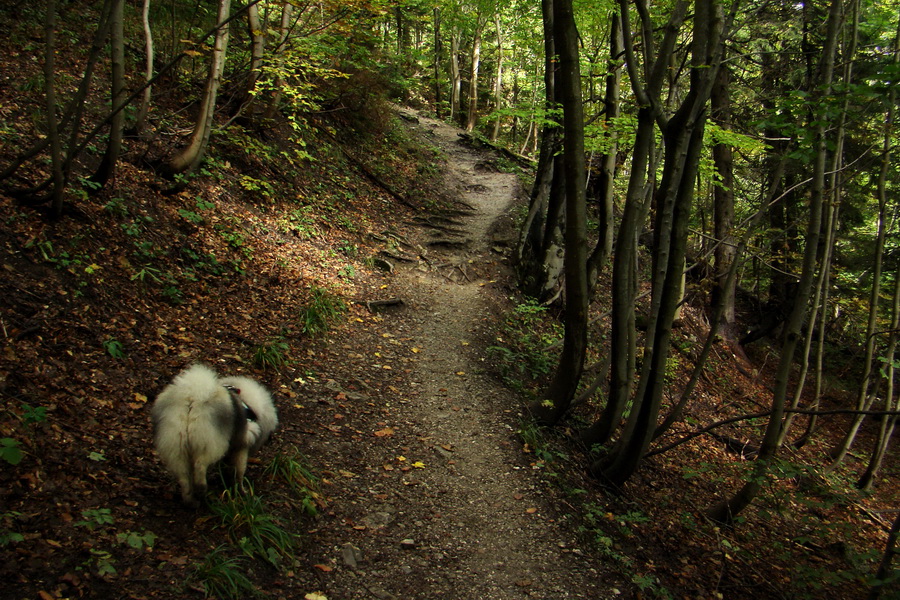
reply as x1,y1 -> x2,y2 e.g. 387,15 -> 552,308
153,364 -> 234,505
218,375 -> 278,453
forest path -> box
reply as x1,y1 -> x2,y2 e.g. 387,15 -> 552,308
300,109 -> 616,599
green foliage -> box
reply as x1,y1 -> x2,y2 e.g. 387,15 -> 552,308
209,486 -> 298,570
75,508 -> 115,530
0,438 -> 23,466
82,548 -> 117,577
263,449 -> 322,516
102,337 -> 126,359
0,512 -> 23,546
487,299 -> 561,392
193,546 -> 259,600
103,197 -> 129,217
298,287 -> 347,335
117,529 -> 157,550
252,336 -> 290,370
20,403 -> 47,426
238,175 -> 275,201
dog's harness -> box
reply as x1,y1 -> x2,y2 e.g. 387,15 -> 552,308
223,385 -> 257,422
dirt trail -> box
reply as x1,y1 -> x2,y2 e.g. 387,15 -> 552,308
301,110 -> 616,599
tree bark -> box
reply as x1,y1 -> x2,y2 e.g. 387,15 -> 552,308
528,0 -> 588,425
434,7 -> 443,119
44,0 -> 65,218
711,64 -> 736,339
708,0 -> 840,524
133,0 -> 154,132
585,12 -> 622,292
465,15 -> 483,133
450,33 -> 461,122
91,0 -> 126,188
165,0 -> 233,175
490,13 -> 503,142
829,8 -> 894,468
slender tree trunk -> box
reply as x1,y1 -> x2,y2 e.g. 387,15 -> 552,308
44,0 -> 65,218
490,13 -> 503,142
711,64 -> 736,339
244,0 -> 265,108
869,509 -> 900,599
91,0 -> 126,188
857,265 -> 899,490
165,0 -> 233,175
262,1 -> 293,121
516,0 -> 564,301
133,0 -> 154,132
465,16 -> 483,133
829,11 -> 895,468
434,7 -> 442,119
708,0 -> 840,524
528,0 -> 588,425
450,33 -> 461,122
583,0 -> 691,451
586,12 -> 622,291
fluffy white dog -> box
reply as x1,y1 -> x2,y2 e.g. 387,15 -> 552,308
152,364 -> 278,506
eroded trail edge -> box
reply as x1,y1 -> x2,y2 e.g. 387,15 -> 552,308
301,110 -> 614,599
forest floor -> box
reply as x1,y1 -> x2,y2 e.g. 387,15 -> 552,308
0,98 -> 897,600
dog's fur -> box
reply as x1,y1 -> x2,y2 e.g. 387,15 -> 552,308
152,364 -> 278,506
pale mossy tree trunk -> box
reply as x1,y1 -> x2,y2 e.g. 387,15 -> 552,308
165,0 -> 232,176
133,0 -> 154,133
244,0 -> 265,110
450,32 -> 461,122
489,12 -> 503,142
262,1 -> 294,121
433,7 -> 443,119
464,12 -> 483,133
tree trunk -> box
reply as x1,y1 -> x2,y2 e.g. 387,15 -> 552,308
528,0 -> 588,425
450,33 -> 461,122
583,0 -> 690,450
465,16 -> 483,133
244,0 -> 265,108
711,64 -> 736,339
44,0 -> 65,218
91,0 -> 126,188
585,12 -> 622,291
434,7 -> 442,119
829,9 -> 893,468
490,13 -> 503,142
133,0 -> 154,132
165,0 -> 233,175
515,0 -> 564,302
262,1 -> 293,121
869,509 -> 900,599
857,264 -> 899,490
708,0 -> 840,524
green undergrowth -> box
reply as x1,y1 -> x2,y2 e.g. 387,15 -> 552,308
192,449 -> 322,599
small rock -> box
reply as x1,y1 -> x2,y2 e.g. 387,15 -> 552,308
341,543 -> 362,569
400,538 -> 416,550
